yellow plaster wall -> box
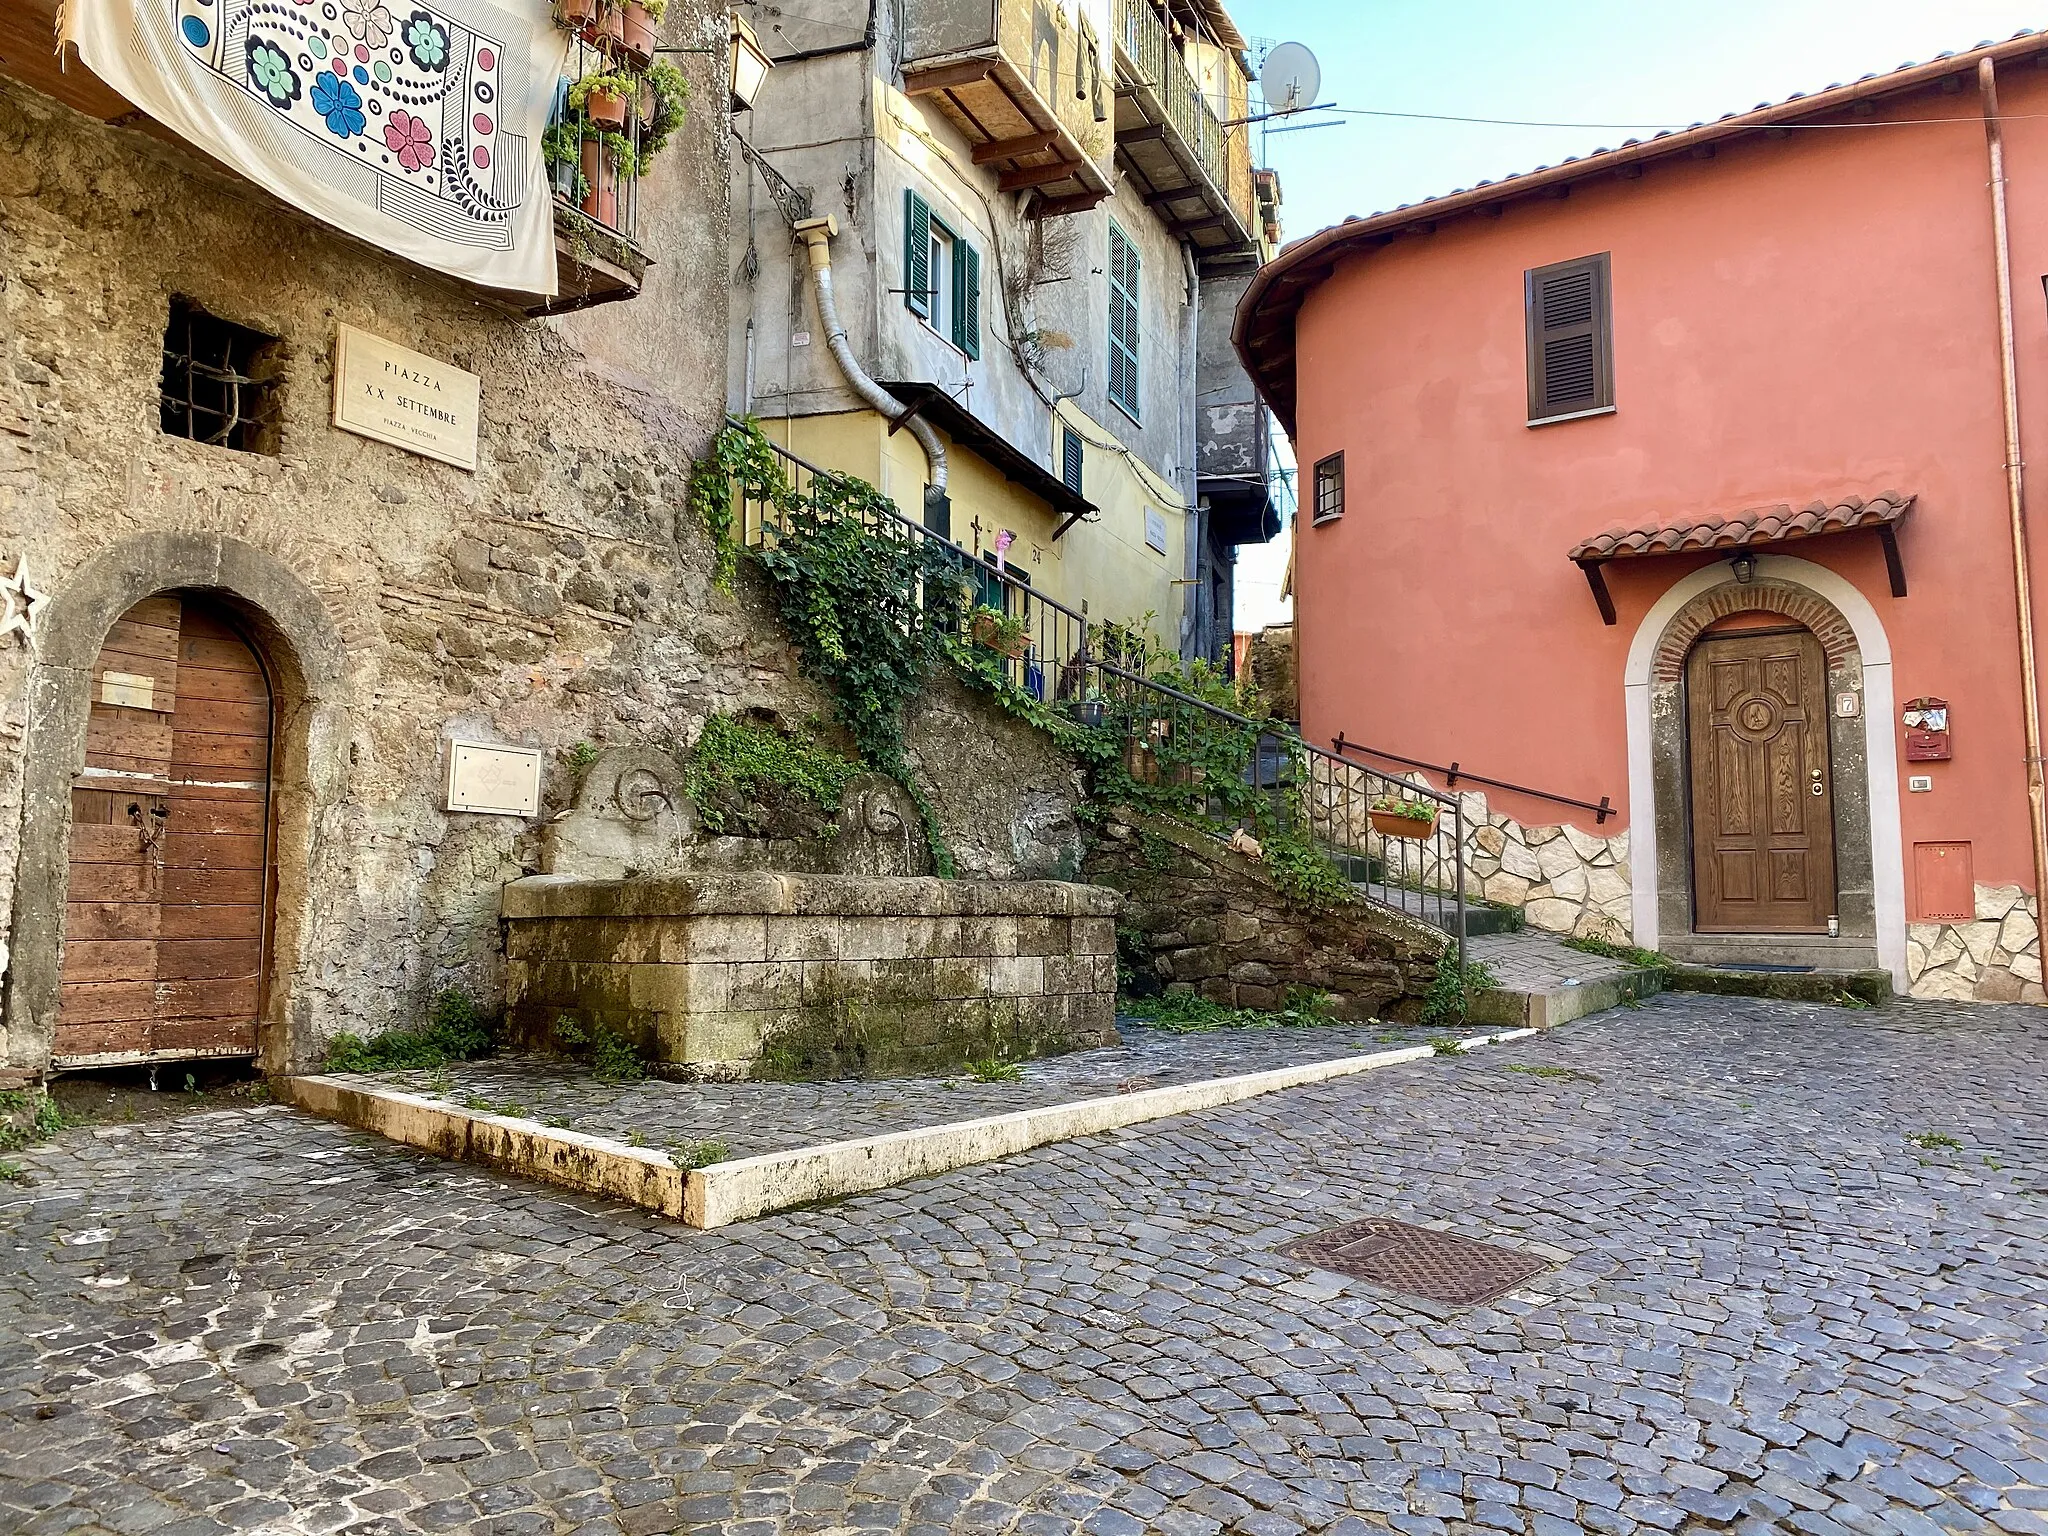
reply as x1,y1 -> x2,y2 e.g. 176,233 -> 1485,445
796,408 -> 1188,641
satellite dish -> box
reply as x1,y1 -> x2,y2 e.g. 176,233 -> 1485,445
1260,42 -> 1321,115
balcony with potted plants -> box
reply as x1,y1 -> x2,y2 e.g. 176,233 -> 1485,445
2,0 -> 750,315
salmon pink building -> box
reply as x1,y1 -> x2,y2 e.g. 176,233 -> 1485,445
1234,32 -> 2048,1001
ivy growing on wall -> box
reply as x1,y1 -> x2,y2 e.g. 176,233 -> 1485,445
691,419 -> 975,872
690,419 -> 1357,907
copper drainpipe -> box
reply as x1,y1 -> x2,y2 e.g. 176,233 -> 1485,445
1980,56 -> 2048,924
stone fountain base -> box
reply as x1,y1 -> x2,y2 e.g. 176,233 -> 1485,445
501,872 -> 1121,1081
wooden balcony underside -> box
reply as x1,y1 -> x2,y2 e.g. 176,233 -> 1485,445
903,51 -> 1111,216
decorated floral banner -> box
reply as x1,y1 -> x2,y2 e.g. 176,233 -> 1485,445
63,0 -> 568,295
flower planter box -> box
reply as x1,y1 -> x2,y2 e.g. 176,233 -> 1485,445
1369,808 -> 1439,840
969,612 -> 1029,659
620,2 -> 657,62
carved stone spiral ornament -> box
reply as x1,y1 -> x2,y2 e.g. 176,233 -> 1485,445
613,767 -> 673,824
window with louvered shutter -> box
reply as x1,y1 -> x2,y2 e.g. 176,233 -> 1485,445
1061,425 -> 1083,495
904,189 -> 932,321
1108,221 -> 1141,421
954,239 -> 981,359
1525,252 -> 1613,423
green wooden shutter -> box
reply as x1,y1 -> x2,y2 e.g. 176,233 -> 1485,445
1061,425 -> 1083,495
1108,223 -> 1141,419
904,189 -> 932,321
955,239 -> 981,359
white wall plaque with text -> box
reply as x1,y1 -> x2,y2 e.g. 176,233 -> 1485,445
333,324 -> 481,471
446,741 -> 543,817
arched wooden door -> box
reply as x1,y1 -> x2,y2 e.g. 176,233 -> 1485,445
56,595 -> 274,1066
1686,626 -> 1837,933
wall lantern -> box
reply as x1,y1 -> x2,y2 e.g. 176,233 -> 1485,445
730,12 -> 773,112
1729,551 -> 1758,585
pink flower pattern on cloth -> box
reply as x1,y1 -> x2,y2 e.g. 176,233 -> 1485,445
381,110 -> 435,171
342,0 -> 393,49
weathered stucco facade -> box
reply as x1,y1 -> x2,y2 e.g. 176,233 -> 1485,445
0,33 -> 1090,1082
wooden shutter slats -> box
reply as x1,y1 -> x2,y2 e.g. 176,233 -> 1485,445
1109,222 -> 1141,418
955,239 -> 981,359
905,189 -> 932,321
1526,253 -> 1612,421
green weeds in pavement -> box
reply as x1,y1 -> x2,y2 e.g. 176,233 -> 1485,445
1122,989 -> 1340,1034
668,1138 -> 730,1170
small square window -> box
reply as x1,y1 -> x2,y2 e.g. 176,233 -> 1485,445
160,298 -> 282,455
1312,452 -> 1345,524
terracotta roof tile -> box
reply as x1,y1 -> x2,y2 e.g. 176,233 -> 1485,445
1569,494 -> 1913,565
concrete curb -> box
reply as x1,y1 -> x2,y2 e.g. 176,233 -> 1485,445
283,1027 -> 1536,1229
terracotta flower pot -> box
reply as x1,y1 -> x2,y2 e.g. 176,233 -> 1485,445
969,611 -> 1028,659
579,138 -> 617,226
557,0 -> 598,27
1369,807 -> 1439,840
620,2 -> 656,62
593,4 -> 624,46
582,86 -> 628,129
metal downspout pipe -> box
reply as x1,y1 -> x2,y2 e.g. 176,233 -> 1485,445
1978,58 -> 2048,927
792,215 -> 950,520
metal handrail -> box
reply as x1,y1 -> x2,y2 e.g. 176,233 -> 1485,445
718,424 -> 1467,962
1333,734 -> 1615,825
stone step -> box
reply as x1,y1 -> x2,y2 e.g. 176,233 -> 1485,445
1662,964 -> 1892,1007
1462,930 -> 1666,1030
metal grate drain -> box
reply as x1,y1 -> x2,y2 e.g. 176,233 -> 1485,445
1277,1218 -> 1548,1307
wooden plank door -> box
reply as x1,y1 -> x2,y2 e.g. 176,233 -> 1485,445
1687,629 -> 1837,933
57,596 -> 272,1065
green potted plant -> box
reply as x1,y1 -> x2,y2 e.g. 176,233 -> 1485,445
1369,793 -> 1440,840
569,67 -> 634,130
639,58 -> 688,162
621,0 -> 666,63
542,118 -> 590,205
1070,687 -> 1107,729
968,605 -> 1030,660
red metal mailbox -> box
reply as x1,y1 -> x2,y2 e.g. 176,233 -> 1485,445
1903,697 -> 1951,762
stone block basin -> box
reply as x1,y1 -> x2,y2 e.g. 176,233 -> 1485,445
502,873 -> 1122,1080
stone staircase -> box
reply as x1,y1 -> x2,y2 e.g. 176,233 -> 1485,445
1463,930 -> 1665,1029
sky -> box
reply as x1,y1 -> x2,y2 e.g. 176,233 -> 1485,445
1228,0 -> 2048,632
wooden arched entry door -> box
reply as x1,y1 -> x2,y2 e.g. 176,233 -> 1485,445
1686,622 -> 1838,933
55,595 -> 274,1067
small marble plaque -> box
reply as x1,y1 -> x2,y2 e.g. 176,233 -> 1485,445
446,741 -> 542,817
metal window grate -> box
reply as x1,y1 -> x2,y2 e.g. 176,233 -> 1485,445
160,299 -> 280,455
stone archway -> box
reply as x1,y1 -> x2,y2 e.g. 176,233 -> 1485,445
1623,555 -> 1906,985
6,533 -> 349,1078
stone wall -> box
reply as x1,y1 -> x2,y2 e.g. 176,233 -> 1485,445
501,873 -> 1120,1079
0,63 -> 1088,1080
1457,790 -> 1633,941
1908,885 -> 2045,1003
1084,808 -> 1447,1021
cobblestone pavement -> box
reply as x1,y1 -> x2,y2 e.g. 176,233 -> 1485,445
4,993 -> 2046,1536
343,1019 -> 1497,1161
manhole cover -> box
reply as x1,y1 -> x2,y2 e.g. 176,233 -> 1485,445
1277,1218 -> 1548,1306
